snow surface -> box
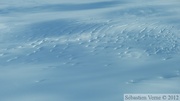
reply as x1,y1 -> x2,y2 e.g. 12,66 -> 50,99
0,0 -> 180,101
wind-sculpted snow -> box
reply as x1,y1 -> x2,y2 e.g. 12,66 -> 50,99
0,0 -> 180,101
0,1 -> 123,14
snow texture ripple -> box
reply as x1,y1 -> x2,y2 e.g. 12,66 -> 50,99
0,0 -> 180,101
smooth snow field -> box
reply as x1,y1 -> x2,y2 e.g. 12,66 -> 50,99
0,0 -> 180,101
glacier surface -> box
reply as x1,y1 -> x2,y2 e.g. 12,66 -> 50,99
0,0 -> 180,101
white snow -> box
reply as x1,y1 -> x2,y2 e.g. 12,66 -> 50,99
0,0 -> 180,101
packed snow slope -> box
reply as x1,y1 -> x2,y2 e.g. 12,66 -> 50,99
0,0 -> 180,101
